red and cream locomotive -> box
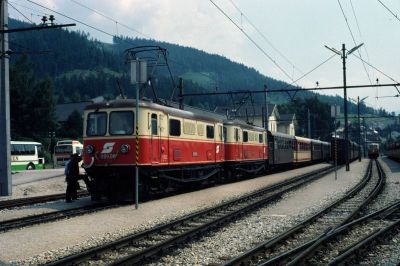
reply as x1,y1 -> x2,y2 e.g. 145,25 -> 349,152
82,99 -> 225,199
82,98 -> 334,200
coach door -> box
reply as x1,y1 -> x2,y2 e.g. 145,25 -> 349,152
150,113 -> 161,164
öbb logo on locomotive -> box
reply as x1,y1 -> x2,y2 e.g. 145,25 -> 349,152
100,142 -> 118,160
101,142 -> 116,154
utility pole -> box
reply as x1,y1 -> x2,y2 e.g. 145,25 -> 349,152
307,108 -> 311,138
264,85 -> 268,131
357,96 -> 361,161
325,42 -> 363,171
0,0 -> 11,196
341,44 -> 350,171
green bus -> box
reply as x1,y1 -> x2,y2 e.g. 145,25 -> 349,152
11,141 -> 45,171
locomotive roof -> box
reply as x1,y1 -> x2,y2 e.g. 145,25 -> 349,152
223,119 -> 266,131
85,99 -> 222,123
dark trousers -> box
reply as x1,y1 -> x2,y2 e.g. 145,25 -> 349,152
66,181 -> 79,201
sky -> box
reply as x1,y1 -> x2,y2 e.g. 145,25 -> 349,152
8,0 -> 400,113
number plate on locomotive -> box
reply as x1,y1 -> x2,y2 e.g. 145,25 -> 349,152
100,153 -> 118,160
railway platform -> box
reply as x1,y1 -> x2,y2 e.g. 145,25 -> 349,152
0,159 -> 396,265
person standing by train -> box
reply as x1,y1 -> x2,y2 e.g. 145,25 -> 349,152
65,153 -> 81,203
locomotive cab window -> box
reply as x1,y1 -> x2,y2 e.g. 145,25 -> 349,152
87,112 -> 107,136
110,111 -> 134,135
206,125 -> 214,139
169,119 -> 181,136
151,114 -> 158,135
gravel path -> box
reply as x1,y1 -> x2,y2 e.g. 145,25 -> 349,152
0,163 -> 330,265
147,160 -> 369,265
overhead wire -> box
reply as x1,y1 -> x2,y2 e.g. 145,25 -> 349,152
227,0 -> 305,76
349,0 -> 372,65
208,0 -> 297,85
9,1 -> 49,18
8,1 -> 33,23
351,53 -> 400,84
376,0 -> 400,23
69,0 -> 152,39
337,0 -> 373,85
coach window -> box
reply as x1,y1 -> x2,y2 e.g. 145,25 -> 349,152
169,119 -> 181,136
87,112 -> 107,136
151,114 -> 158,135
206,125 -> 214,139
243,131 -> 248,143
110,111 -> 134,135
259,133 -> 263,143
219,125 -> 223,141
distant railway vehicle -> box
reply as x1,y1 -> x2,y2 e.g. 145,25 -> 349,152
81,99 -> 360,201
10,141 -> 45,171
330,137 -> 360,164
386,141 -> 400,160
367,143 -> 380,159
53,140 -> 83,167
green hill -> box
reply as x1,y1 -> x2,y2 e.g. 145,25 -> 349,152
8,18 -> 380,121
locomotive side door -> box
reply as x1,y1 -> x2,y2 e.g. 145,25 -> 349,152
150,113 -> 161,164
235,127 -> 241,160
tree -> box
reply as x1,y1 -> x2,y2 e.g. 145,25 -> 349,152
57,110 -> 83,139
10,56 -> 56,139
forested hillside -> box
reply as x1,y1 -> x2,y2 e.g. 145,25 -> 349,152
8,18 -> 381,141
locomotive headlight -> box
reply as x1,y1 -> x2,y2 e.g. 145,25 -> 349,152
86,145 -> 94,155
120,144 -> 130,154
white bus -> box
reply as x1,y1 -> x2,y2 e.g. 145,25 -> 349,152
53,140 -> 83,167
11,141 -> 45,171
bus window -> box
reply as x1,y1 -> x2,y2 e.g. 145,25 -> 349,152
87,112 -> 107,136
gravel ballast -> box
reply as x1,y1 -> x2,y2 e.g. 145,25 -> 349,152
148,160 -> 369,265
0,160 -> 380,265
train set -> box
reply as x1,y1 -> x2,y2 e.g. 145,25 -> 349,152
82,99 -> 359,200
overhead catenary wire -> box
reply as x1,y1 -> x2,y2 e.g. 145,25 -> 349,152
227,0 -> 305,77
337,0 -> 373,85
208,0 -> 298,85
351,53 -> 400,84
349,0 -> 372,67
9,1 -> 49,18
24,0 -> 179,95
8,1 -> 33,23
69,0 -> 152,39
377,0 -> 400,23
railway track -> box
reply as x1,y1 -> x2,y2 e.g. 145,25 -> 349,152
0,202 -> 119,232
224,159 -> 385,265
0,190 -> 89,210
45,165 -> 336,266
328,201 -> 400,265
